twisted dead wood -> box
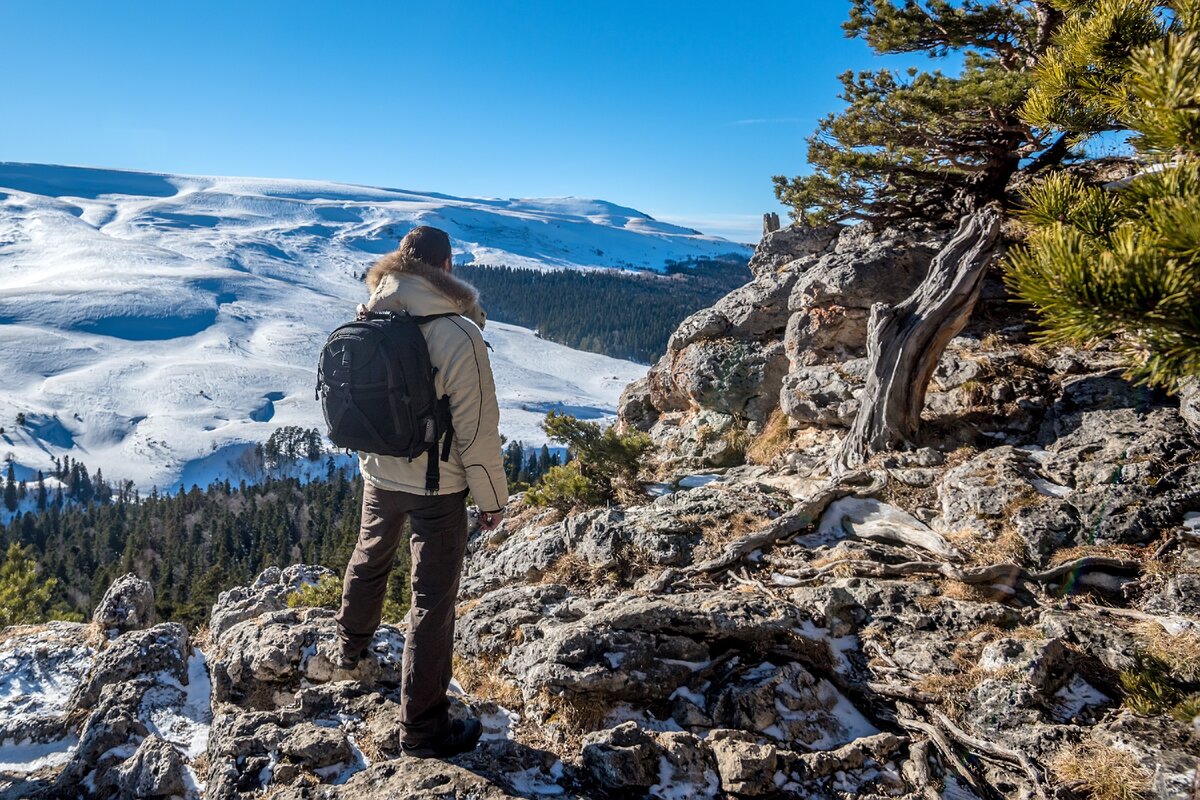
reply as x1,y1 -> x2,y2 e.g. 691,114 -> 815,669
833,206 -> 1003,476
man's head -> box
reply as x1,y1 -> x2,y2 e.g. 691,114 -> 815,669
398,226 -> 453,272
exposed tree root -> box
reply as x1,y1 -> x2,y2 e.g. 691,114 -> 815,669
682,472 -> 884,577
771,555 -> 1141,592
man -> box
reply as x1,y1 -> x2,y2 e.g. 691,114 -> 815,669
333,226 -> 507,759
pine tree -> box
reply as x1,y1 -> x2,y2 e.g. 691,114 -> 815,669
4,462 -> 16,513
0,543 -> 58,627
1005,0 -> 1199,386
773,0 -> 1068,224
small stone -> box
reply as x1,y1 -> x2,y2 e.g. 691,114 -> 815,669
709,730 -> 777,795
280,724 -> 352,768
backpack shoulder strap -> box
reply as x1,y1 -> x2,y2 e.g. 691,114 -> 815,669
408,312 -> 460,325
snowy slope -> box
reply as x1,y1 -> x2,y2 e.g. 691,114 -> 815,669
0,162 -> 709,491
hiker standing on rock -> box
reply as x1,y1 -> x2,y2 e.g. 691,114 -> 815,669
327,226 -> 507,758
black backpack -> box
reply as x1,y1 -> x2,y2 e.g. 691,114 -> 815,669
316,310 -> 456,491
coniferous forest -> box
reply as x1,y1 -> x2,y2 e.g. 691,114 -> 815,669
0,431 -> 562,628
0,464 -> 376,629
458,256 -> 750,363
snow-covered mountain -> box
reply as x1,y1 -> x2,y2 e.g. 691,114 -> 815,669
0,163 -> 744,491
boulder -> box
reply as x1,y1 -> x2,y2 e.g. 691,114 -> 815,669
92,573 -> 155,634
113,734 -> 187,799
502,591 -> 833,711
708,730 -> 779,795
711,661 -> 876,750
581,721 -> 718,797
0,621 -> 95,746
784,223 -> 946,365
747,222 -> 842,279
616,375 -> 656,433
779,364 -> 860,428
652,337 -> 789,422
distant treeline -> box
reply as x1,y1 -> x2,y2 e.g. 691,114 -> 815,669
0,467 -> 370,629
457,257 -> 751,363
0,428 -> 567,628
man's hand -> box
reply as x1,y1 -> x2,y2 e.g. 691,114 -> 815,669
478,509 -> 505,532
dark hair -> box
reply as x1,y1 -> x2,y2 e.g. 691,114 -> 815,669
398,226 -> 452,268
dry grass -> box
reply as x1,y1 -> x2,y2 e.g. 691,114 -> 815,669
916,664 -> 1023,714
702,510 -> 766,550
961,623 -> 1045,644
1049,741 -> 1151,800
746,409 -> 793,465
189,751 -> 210,780
1132,624 -> 1200,683
944,527 -> 1028,567
542,690 -> 612,734
540,552 -> 611,589
941,580 -> 1003,603
352,725 -> 387,764
454,654 -> 524,709
456,597 -> 482,617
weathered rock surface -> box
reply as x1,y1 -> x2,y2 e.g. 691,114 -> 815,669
114,734 -> 188,799
68,622 -> 189,713
92,573 -> 155,634
209,563 -> 335,644
211,606 -> 404,708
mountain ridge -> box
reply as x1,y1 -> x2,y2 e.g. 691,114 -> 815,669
0,161 -> 727,491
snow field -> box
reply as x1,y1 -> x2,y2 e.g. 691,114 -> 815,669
0,163 -> 703,490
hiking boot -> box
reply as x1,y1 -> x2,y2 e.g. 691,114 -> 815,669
401,718 -> 482,759
331,645 -> 368,670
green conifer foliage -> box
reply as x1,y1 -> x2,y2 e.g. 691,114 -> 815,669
774,1 -> 1067,224
0,543 -> 58,627
1006,2 -> 1199,386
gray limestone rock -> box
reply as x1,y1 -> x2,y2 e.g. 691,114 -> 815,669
1179,376 -> 1200,435
779,364 -> 860,427
712,661 -> 874,750
92,573 -> 155,634
708,730 -> 779,795
581,722 -> 718,797
747,223 -> 842,279
0,621 -> 95,746
209,563 -> 336,644
502,591 -> 832,709
1038,373 -> 1200,546
279,723 -> 353,769
68,622 -> 189,714
113,734 -> 187,799
210,607 -> 404,708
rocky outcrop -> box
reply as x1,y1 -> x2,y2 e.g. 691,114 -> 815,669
209,563 -> 335,643
623,220 -> 951,467
5,215 -> 1200,798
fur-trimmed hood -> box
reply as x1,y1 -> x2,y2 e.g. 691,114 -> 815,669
364,252 -> 486,329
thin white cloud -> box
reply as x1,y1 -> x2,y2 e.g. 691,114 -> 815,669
655,212 -> 763,245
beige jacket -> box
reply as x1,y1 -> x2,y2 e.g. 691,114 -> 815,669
356,253 -> 508,512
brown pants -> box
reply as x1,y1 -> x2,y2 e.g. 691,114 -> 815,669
335,481 -> 469,745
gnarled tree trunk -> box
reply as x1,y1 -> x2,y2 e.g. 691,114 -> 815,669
832,206 -> 1002,477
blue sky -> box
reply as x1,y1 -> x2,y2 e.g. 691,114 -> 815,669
1,1 -> 931,243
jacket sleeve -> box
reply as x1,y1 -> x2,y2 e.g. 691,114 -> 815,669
439,318 -> 509,512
